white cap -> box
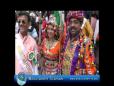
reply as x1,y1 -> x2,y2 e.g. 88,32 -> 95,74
30,12 -> 36,17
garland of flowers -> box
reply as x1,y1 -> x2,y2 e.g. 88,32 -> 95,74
70,30 -> 85,75
70,44 -> 80,75
62,29 -> 95,75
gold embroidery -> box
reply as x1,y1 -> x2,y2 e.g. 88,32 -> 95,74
63,40 -> 76,74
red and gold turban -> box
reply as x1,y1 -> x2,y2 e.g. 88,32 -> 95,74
66,11 -> 84,22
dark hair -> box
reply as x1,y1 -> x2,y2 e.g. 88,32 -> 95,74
91,11 -> 99,19
18,11 -> 31,22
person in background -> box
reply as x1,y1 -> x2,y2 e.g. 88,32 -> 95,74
28,12 -> 39,44
91,11 -> 99,70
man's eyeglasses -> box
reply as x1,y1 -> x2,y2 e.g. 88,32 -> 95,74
17,20 -> 26,24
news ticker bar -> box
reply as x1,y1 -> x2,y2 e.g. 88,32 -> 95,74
14,74 -> 100,81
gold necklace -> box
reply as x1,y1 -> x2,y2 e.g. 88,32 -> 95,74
46,39 -> 54,50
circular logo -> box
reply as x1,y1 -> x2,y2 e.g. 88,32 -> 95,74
16,72 -> 27,86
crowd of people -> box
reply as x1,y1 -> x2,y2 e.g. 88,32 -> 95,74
15,11 -> 99,75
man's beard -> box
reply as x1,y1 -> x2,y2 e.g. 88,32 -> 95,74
69,27 -> 80,37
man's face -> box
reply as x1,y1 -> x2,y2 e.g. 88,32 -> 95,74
69,18 -> 81,36
18,15 -> 30,34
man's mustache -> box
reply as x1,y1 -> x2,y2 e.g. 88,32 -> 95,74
70,26 -> 76,29
69,27 -> 78,31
